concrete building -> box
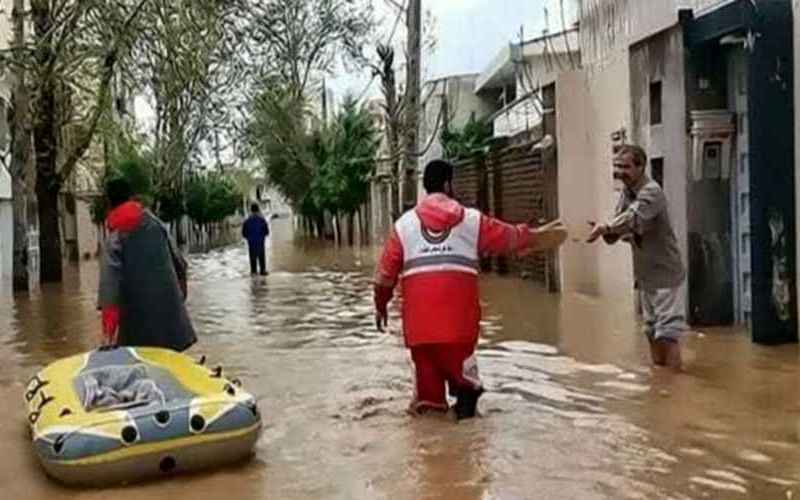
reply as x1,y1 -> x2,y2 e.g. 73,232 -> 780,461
369,71 -> 496,239
556,1 -> 637,300
366,97 -> 396,242
476,29 -> 580,141
417,73 -> 495,199
561,0 -> 796,343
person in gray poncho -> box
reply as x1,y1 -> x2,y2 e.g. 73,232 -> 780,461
98,176 -> 196,351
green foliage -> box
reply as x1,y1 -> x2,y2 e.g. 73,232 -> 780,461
116,158 -> 154,203
154,187 -> 185,223
185,174 -> 240,225
248,90 -> 378,221
90,118 -> 159,225
248,83 -> 314,205
90,153 -> 240,227
311,96 -> 378,215
440,118 -> 493,160
90,156 -> 154,225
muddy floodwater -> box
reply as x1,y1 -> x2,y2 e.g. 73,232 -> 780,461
1,218 -> 799,499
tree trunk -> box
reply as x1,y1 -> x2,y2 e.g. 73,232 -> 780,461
315,215 -> 324,239
360,206 -> 368,245
177,214 -> 187,246
10,0 -> 30,292
11,179 -> 29,291
333,213 -> 340,246
356,208 -> 364,247
36,182 -> 62,283
33,79 -> 63,283
348,213 -> 355,246
30,2 -> 63,283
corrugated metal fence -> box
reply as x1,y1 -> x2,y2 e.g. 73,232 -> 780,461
452,144 -> 559,289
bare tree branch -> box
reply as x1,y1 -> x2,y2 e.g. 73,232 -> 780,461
58,0 -> 152,183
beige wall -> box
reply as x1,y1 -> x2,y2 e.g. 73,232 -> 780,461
75,198 -> 98,260
556,70 -> 599,294
556,51 -> 634,301
629,27 -> 689,278
580,0 -> 730,60
570,0 -> 729,299
579,0 -> 632,67
629,0 -> 727,43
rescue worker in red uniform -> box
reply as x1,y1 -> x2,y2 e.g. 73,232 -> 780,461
374,160 -> 567,419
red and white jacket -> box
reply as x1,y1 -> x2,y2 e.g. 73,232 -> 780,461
374,193 -> 535,346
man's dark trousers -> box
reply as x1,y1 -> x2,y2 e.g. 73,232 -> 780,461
249,244 -> 266,275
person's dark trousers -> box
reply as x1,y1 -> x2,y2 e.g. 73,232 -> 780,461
248,244 -> 267,275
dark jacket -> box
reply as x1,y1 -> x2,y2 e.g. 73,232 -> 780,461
98,201 -> 196,351
242,213 -> 270,248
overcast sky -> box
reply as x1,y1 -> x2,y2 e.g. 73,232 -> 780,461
328,0 -> 579,99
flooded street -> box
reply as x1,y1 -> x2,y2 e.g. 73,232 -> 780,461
1,218 -> 799,499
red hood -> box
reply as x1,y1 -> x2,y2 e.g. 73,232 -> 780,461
107,201 -> 144,232
415,194 -> 465,232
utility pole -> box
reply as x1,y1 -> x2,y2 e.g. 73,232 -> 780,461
10,0 -> 32,292
402,0 -> 421,212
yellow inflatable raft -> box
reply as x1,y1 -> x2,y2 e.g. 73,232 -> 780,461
24,346 -> 262,486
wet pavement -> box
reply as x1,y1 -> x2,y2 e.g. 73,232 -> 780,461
1,217 -> 799,499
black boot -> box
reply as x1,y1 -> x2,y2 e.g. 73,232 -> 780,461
453,387 -> 484,421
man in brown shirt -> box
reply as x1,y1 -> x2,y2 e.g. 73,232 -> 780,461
587,144 -> 685,369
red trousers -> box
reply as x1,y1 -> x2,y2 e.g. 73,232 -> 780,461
410,343 -> 482,411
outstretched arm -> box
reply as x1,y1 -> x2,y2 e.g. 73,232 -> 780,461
587,185 -> 665,244
479,215 -> 567,257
